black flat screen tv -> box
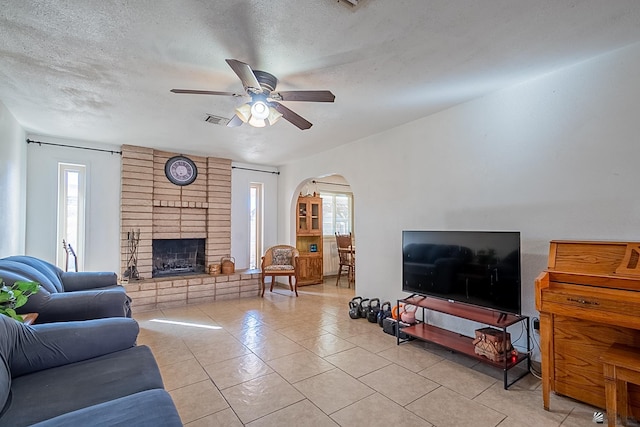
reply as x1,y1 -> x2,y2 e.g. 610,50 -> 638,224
402,230 -> 521,315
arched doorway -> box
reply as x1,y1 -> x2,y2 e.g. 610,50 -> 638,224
293,174 -> 354,288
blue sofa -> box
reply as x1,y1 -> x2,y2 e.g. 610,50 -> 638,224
0,315 -> 182,426
0,256 -> 131,322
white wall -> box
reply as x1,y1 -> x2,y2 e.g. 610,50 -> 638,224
279,43 -> 640,358
23,138 -> 275,274
26,135 -> 121,271
0,101 -> 27,257
231,162 -> 279,269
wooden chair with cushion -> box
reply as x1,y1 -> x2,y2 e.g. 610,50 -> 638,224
335,232 -> 355,287
261,245 -> 300,297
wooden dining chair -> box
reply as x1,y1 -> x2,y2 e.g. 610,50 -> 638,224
335,232 -> 355,287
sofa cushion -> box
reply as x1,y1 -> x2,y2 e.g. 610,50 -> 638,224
1,346 -> 164,426
0,354 -> 10,419
264,264 -> 295,271
28,289 -> 132,323
9,317 -> 139,378
59,271 -> 118,292
29,389 -> 182,427
0,315 -> 20,416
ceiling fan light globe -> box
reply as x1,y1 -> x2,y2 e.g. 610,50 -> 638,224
267,107 -> 283,125
248,116 -> 267,128
235,104 -> 251,123
250,101 -> 270,120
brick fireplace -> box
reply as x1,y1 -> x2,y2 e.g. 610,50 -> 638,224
119,145 -> 259,311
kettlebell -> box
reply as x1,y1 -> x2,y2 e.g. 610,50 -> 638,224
377,301 -> 392,327
401,304 -> 418,324
349,296 -> 362,319
391,304 -> 402,320
358,298 -> 370,319
367,298 -> 380,323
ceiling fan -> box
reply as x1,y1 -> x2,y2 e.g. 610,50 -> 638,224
171,59 -> 335,130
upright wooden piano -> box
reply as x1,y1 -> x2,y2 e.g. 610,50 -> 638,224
535,240 -> 640,414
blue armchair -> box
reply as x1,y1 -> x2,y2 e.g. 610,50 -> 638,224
0,255 -> 131,322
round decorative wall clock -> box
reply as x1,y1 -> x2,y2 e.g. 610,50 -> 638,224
164,155 -> 197,186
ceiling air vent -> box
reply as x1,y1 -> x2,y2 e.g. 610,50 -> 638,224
204,114 -> 230,126
337,0 -> 367,8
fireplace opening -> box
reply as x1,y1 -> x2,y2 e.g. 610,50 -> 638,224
152,238 -> 205,278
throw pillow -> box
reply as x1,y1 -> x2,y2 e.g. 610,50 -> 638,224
272,248 -> 292,266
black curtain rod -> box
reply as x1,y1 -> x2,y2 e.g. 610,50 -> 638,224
312,180 -> 350,187
26,139 -> 122,155
232,166 -> 280,175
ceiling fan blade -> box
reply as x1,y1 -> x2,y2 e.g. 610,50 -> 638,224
227,114 -> 244,128
272,102 -> 312,130
225,59 -> 261,92
271,90 -> 335,103
170,89 -> 242,97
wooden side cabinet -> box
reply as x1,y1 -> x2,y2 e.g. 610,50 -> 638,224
297,253 -> 323,286
296,193 -> 323,285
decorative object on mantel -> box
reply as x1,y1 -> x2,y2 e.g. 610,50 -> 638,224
0,278 -> 40,322
221,256 -> 235,274
208,263 -> 221,275
164,155 -> 198,186
123,229 -> 141,282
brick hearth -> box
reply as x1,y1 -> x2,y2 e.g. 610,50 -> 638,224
123,271 -> 261,312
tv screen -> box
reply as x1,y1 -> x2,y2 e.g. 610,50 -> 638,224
402,230 -> 521,315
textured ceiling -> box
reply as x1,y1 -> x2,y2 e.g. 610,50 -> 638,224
1,1 -> 640,165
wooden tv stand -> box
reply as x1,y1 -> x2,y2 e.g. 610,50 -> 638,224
397,295 -> 530,389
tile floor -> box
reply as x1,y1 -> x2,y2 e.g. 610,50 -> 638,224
134,281 -> 604,427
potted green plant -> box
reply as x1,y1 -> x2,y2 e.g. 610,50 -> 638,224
0,278 -> 40,322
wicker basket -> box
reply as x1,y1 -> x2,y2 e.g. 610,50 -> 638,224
208,264 -> 220,275
221,256 -> 235,274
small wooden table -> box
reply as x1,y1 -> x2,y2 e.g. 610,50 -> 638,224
601,343 -> 640,427
21,313 -> 38,325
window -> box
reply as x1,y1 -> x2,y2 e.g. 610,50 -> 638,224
321,192 -> 353,236
57,163 -> 86,270
249,183 -> 264,269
